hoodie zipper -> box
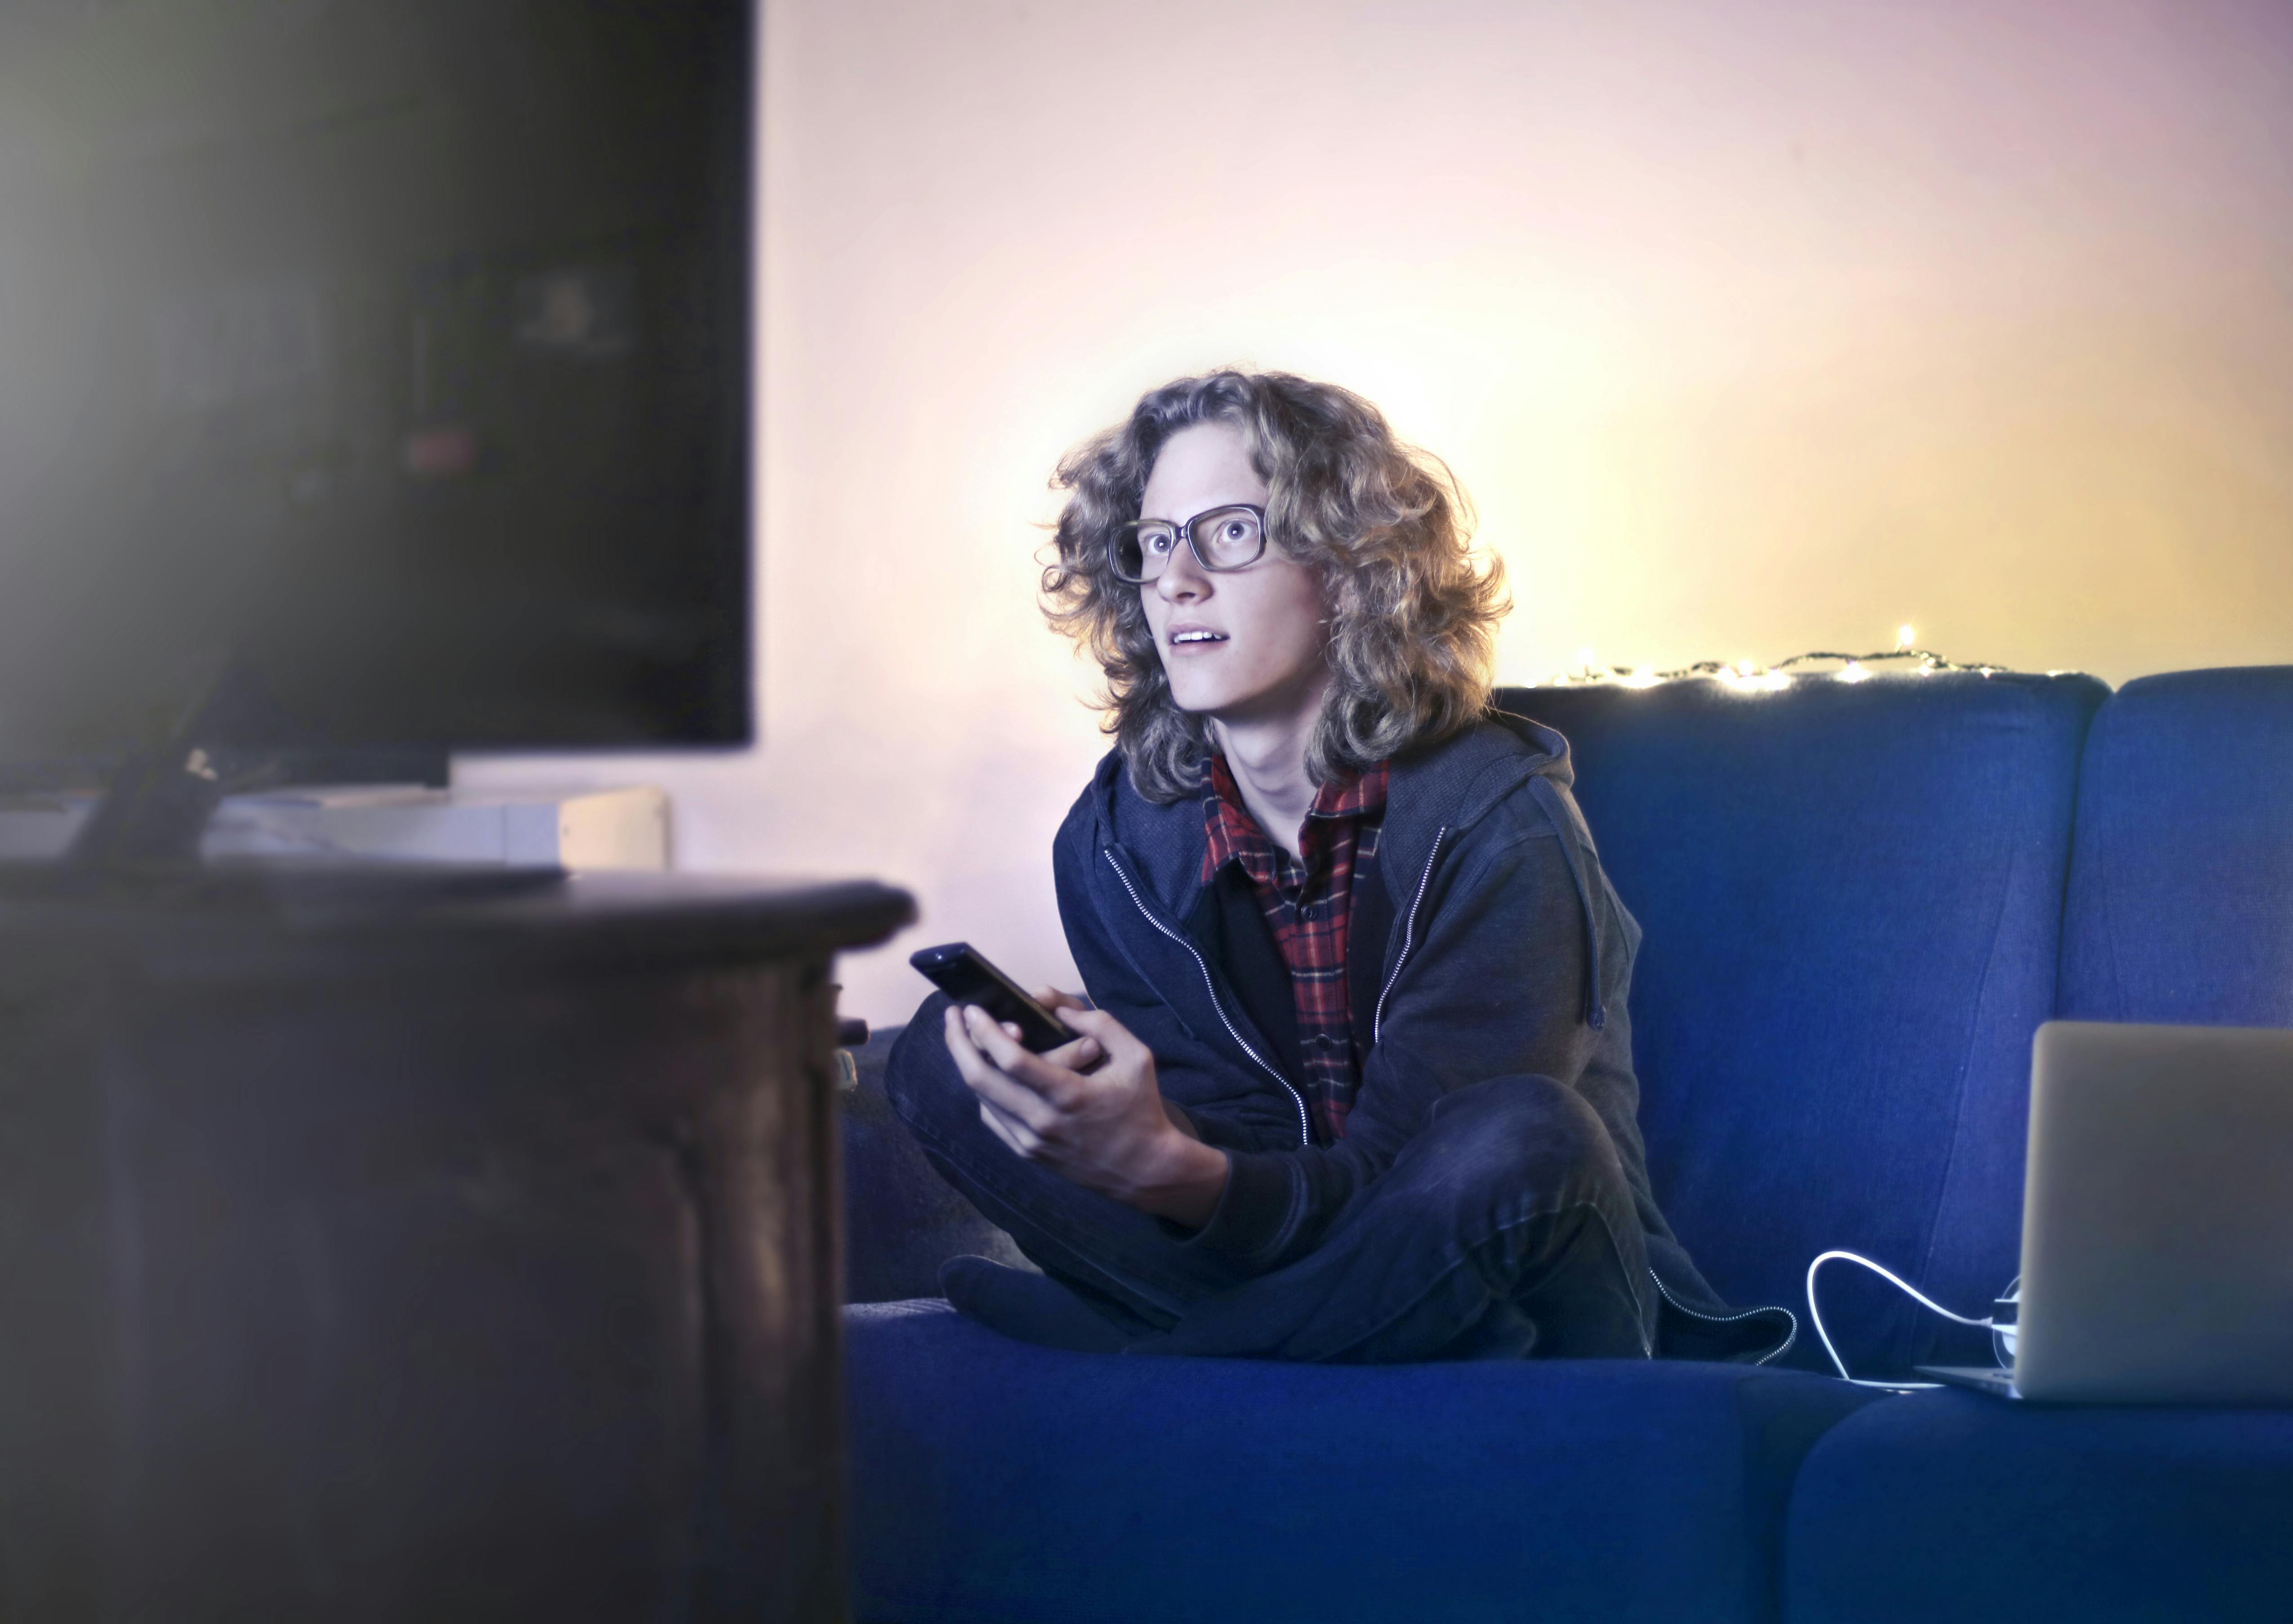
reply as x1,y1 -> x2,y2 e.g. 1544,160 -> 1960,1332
1102,848 -> 1311,1148
1372,826 -> 1448,1044
1648,1268 -> 1798,1366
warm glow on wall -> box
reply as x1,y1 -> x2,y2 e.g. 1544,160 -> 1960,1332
463,0 -> 2293,1021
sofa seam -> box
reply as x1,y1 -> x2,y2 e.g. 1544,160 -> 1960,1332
1904,767 -> 2025,1361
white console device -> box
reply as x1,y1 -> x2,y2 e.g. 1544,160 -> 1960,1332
0,785 -> 669,872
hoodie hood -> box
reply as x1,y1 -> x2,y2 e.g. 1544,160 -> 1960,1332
1085,707 -> 1579,924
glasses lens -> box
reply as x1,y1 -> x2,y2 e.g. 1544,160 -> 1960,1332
1115,523 -> 1176,581
1194,507 -> 1263,569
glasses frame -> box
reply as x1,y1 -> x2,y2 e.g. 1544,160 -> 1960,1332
1109,503 -> 1270,585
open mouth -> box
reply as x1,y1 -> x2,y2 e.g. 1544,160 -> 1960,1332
1169,631 -> 1228,646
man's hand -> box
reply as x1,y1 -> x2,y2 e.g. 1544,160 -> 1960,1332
942,990 -> 1230,1228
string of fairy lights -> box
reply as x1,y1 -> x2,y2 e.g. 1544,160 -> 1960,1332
1529,625 -> 2025,690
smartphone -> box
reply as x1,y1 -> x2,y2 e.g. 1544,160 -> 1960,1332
908,942 -> 1075,1053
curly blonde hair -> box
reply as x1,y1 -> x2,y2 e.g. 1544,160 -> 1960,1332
1041,370 -> 1511,803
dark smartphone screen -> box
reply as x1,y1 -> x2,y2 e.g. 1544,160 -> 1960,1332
908,942 -> 1073,1053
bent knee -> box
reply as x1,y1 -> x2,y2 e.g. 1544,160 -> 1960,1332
1425,1073 -> 1624,1198
883,992 -> 972,1132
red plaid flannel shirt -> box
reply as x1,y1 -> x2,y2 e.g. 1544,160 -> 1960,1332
1201,753 -> 1390,1142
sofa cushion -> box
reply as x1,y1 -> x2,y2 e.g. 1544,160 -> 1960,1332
1783,1389 -> 2293,1622
848,1299 -> 1882,1624
2059,666 -> 2293,1025
1503,673 -> 2106,1375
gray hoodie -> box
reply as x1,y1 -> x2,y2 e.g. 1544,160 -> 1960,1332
1051,708 -> 1795,1362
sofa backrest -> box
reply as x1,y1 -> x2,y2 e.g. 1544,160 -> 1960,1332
1500,672 -> 2106,1373
2059,667 -> 2293,1027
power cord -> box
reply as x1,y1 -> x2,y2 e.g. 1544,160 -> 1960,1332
1805,1250 -> 2003,1392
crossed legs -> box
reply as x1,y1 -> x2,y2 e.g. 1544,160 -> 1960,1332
884,996 -> 1653,1362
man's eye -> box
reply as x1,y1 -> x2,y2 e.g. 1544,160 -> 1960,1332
1143,531 -> 1175,553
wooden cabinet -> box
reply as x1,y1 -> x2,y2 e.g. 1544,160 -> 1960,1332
0,870 -> 911,1621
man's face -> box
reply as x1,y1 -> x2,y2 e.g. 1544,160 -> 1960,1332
1136,421 -> 1330,726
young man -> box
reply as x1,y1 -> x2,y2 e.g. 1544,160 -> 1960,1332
885,370 -> 1792,1364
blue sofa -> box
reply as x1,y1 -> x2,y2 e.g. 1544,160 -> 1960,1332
839,666 -> 2293,1623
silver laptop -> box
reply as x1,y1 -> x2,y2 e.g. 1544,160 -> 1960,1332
1918,1020 -> 2293,1404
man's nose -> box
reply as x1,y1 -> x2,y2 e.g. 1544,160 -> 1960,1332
1156,544 -> 1211,600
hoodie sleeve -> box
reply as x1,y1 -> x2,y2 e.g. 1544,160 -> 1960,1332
1185,809 -> 1625,1274
1051,805 -> 1313,1156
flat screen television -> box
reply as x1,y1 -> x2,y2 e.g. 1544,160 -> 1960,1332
0,0 -> 753,790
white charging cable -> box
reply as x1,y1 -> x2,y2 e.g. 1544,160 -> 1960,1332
1805,1250 -> 1998,1391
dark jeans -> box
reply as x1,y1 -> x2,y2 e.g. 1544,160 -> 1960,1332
883,995 -> 1655,1363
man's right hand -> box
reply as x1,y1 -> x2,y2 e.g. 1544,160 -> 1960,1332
944,992 -> 1230,1227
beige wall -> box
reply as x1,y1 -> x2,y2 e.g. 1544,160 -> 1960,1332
460,0 -> 2293,1023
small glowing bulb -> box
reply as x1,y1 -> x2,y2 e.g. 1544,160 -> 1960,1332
1736,660 -> 1758,679
1626,666 -> 1658,689
1897,624 -> 1916,650
1577,647 -> 1597,673
1838,661 -> 1871,683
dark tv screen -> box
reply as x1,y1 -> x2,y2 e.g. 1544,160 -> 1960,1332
0,0 -> 752,765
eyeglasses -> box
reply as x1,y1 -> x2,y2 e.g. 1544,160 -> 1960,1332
1110,503 -> 1268,584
